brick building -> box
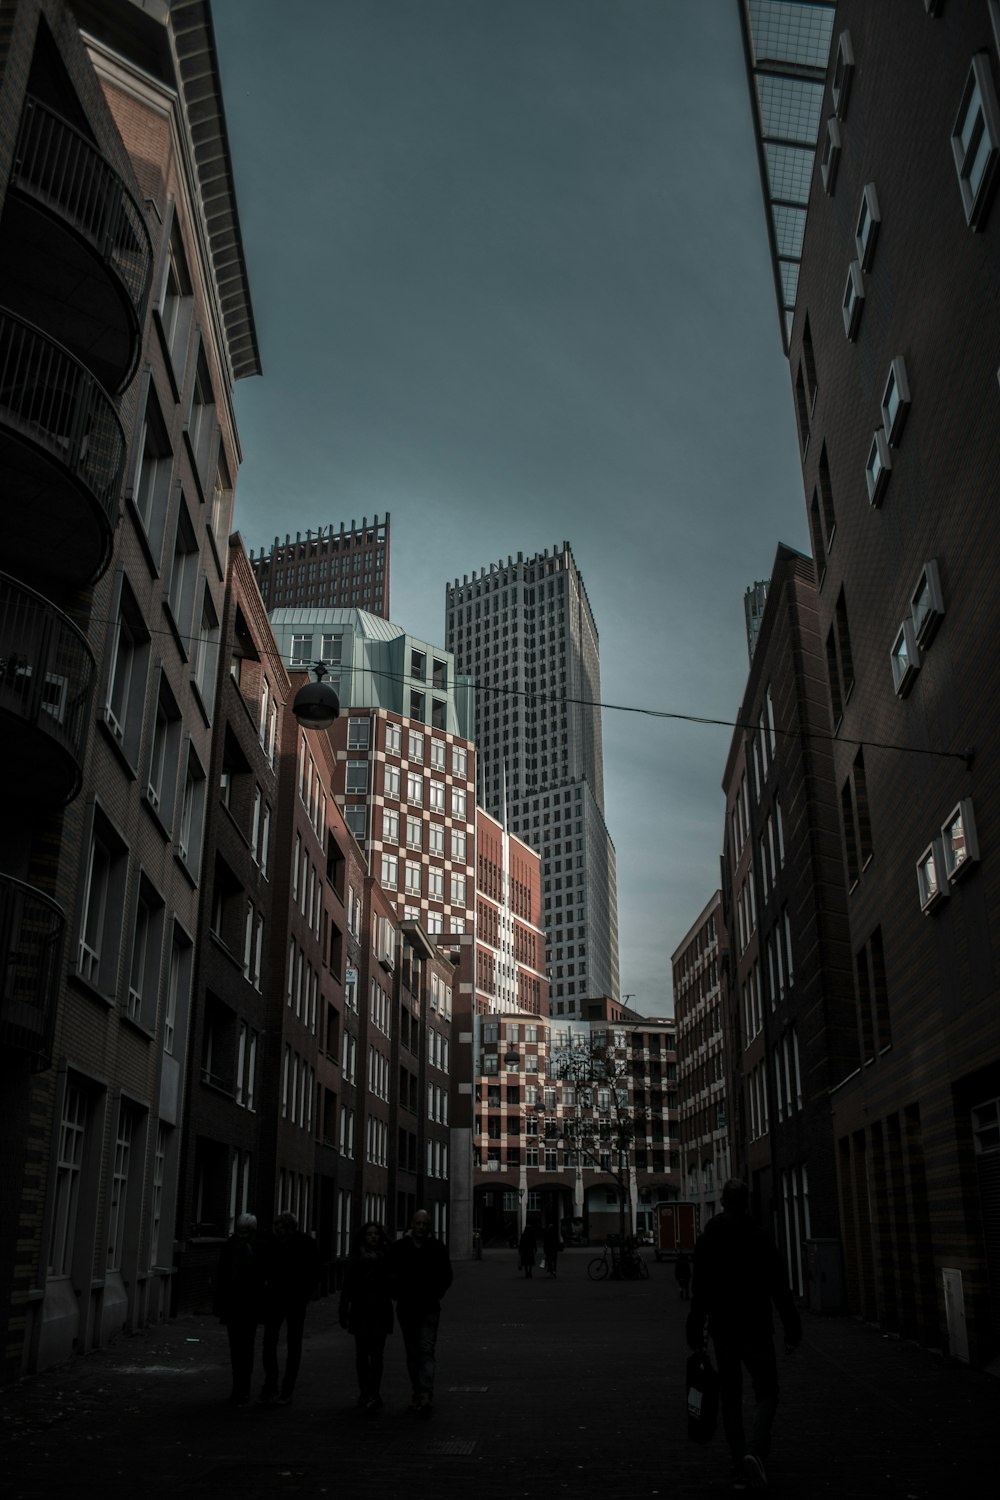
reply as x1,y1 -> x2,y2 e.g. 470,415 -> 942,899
741,1 -> 1000,1359
249,516 -> 390,619
672,892 -> 731,1229
0,0 -> 259,1375
474,804 -> 548,1019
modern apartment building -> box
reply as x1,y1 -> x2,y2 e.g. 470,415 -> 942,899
0,0 -> 259,1376
473,1008 -> 678,1246
672,892 -> 731,1228
741,1 -> 1000,1360
249,515 -> 391,619
445,543 -> 621,1013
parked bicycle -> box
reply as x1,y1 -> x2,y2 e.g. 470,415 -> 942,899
587,1235 -> 650,1281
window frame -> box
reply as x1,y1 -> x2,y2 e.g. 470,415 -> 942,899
865,428 -> 892,507
941,798 -> 979,883
951,53 -> 1000,230
855,182 -> 881,270
842,260 -> 864,340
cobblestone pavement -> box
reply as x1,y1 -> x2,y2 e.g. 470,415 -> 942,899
1,1249 -> 995,1498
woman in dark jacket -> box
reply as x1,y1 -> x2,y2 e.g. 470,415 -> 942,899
518,1223 -> 537,1278
339,1221 -> 393,1412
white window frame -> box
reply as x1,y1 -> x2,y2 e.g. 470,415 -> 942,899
821,116 -> 842,194
880,355 -> 910,445
911,560 -> 945,647
865,428 -> 892,506
890,618 -> 920,697
942,798 -> 979,883
916,838 -> 948,913
842,260 -> 864,340
951,53 -> 1000,229
855,182 -> 880,270
831,30 -> 854,120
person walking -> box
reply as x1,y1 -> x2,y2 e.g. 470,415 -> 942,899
339,1221 -> 394,1413
675,1248 -> 692,1299
388,1209 -> 453,1416
214,1213 -> 264,1406
259,1211 -> 319,1405
518,1222 -> 537,1278
542,1221 -> 561,1279
686,1180 -> 801,1492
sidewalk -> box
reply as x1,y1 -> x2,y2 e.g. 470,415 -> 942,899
2,1248 -> 994,1498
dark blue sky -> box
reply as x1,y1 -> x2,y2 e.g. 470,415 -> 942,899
212,0 -> 807,1014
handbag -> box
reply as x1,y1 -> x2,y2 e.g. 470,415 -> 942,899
686,1342 -> 719,1444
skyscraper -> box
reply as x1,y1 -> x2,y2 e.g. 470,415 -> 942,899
445,543 -> 620,1013
249,515 -> 391,618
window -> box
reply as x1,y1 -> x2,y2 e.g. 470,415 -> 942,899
106,1104 -> 136,1270
831,30 -> 854,120
821,116 -> 842,193
157,219 -> 194,375
880,356 -> 911,445
49,1081 -> 88,1276
430,738 -> 446,770
104,579 -> 150,765
290,633 -> 313,667
209,450 -> 232,546
345,805 -> 366,840
451,829 -> 466,861
452,786 -> 467,819
865,429 -> 892,506
178,746 -> 207,878
450,873 -> 466,904
408,730 -> 424,762
146,673 -> 182,826
382,808 -> 399,842
842,260 -> 864,340
911,560 -> 945,647
187,346 -> 218,490
127,878 -> 165,1030
384,765 -> 400,798
191,586 -> 220,710
942,799 -> 979,882
429,780 -> 445,812
890,619 -> 920,697
917,839 -> 948,912
405,861 -> 421,895
452,745 -> 468,777
410,649 -> 426,681
855,182 -> 880,270
951,54 -> 1000,229
131,390 -> 171,563
385,721 -> 402,755
406,816 -> 422,850
78,809 -> 128,994
428,868 -> 444,899
429,823 -> 444,855
381,854 -> 398,889
348,717 -> 370,749
406,772 -> 423,805
346,761 -> 368,794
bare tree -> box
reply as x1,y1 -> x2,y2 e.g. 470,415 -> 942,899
551,1031 -> 646,1248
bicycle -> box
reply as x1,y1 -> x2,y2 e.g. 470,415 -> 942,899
587,1237 -> 650,1281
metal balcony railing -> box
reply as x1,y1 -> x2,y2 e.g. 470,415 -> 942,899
0,872 -> 65,1068
0,309 -> 127,522
0,571 -> 96,777
13,95 -> 153,326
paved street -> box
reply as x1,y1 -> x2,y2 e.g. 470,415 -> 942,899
1,1248 -> 994,1499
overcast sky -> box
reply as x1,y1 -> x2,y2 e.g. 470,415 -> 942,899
212,0 -> 807,1017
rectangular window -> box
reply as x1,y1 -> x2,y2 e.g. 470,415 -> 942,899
855,182 -> 880,270
429,780 -> 445,812
348,717 -> 370,749
406,772 -> 423,805
408,730 -> 424,762
406,816 -> 422,850
290,633 -> 313,667
429,824 -> 444,855
430,738 -> 446,770
382,808 -> 399,842
381,854 -> 398,889
842,260 -> 864,339
865,429 -> 892,506
951,55 -> 1000,228
191,586 -> 220,711
346,761 -> 368,794
881,356 -> 911,445
452,787 -> 467,819
104,581 -> 151,765
132,391 -> 172,563
127,878 -> 164,1031
384,721 -> 402,755
78,810 -> 128,994
452,745 -> 468,777
49,1082 -> 88,1276
384,765 -> 400,798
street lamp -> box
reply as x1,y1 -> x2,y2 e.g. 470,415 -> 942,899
292,661 -> 340,730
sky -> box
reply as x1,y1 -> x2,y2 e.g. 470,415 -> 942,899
211,0 -> 808,1017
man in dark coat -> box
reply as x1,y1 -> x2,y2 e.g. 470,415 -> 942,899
339,1221 -> 394,1412
686,1180 -> 801,1492
214,1213 -> 263,1405
259,1211 -> 319,1404
518,1223 -> 537,1278
542,1221 -> 561,1279
388,1209 -> 453,1415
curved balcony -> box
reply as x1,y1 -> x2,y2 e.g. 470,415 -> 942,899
0,872 -> 64,1071
3,95 -> 153,394
0,310 -> 127,589
0,572 -> 96,806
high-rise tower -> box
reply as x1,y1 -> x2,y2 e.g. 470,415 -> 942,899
445,543 -> 620,1013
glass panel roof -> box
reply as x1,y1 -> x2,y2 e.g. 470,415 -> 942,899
741,0 -> 836,348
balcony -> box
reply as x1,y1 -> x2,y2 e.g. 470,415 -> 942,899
0,873 -> 64,1070
3,95 -> 152,395
0,310 -> 127,588
0,572 -> 96,806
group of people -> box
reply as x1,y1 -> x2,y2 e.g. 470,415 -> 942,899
516,1221 -> 561,1278
215,1208 -> 452,1417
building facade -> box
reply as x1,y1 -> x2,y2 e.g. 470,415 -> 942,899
474,804 -> 548,1019
672,892 -> 731,1229
445,543 -> 621,1012
473,1008 -> 678,1247
248,515 -> 391,619
0,0 -> 260,1376
741,0 -> 1000,1360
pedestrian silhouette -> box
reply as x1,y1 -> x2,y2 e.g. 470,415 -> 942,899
687,1179 -> 801,1492
213,1212 -> 263,1406
542,1222 -> 561,1279
339,1221 -> 393,1413
675,1249 -> 692,1299
518,1223 -> 537,1278
259,1211 -> 319,1404
388,1209 -> 453,1416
